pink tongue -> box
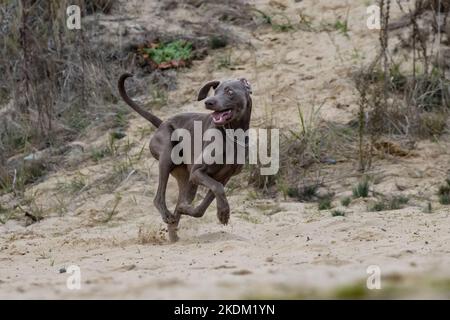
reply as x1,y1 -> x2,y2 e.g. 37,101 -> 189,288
212,110 -> 231,124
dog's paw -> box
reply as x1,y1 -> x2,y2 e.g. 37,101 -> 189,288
217,205 -> 230,225
167,224 -> 179,243
177,204 -> 194,216
163,214 -> 179,225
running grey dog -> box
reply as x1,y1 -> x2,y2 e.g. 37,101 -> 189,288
118,73 -> 252,241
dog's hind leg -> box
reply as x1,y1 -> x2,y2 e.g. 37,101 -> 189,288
150,125 -> 179,228
154,169 -> 173,223
153,150 -> 176,226
168,166 -> 199,242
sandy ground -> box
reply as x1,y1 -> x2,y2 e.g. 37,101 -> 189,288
1,0 -> 450,299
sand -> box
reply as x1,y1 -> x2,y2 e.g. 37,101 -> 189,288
1,0 -> 449,299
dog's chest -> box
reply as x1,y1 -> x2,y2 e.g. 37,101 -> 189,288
207,163 -> 243,181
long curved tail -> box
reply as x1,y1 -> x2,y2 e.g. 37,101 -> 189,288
118,73 -> 162,128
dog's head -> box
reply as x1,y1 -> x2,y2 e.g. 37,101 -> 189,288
197,78 -> 252,126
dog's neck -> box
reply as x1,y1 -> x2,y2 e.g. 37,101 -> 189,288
223,95 -> 252,131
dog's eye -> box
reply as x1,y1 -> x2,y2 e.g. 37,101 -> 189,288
225,88 -> 234,96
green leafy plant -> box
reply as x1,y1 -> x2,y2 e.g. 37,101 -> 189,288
143,40 -> 192,65
334,20 -> 348,36
333,9 -> 350,37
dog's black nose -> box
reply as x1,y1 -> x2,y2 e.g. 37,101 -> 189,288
205,98 -> 216,108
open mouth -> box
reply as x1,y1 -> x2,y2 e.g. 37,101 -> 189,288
211,109 -> 233,125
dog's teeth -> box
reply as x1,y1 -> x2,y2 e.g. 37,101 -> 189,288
212,110 -> 232,124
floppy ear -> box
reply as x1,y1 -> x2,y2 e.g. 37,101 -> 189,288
197,80 -> 220,101
239,78 -> 252,94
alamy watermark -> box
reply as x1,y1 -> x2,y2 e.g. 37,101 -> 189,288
66,265 -> 81,290
366,265 -> 381,290
170,121 -> 279,175
66,5 -> 81,30
366,5 -> 381,30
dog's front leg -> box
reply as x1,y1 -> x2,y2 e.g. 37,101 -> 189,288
178,190 -> 215,218
190,166 -> 230,225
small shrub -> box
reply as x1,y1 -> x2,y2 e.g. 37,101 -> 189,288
389,195 -> 409,210
217,51 -> 232,69
91,147 -> 112,162
253,9 -> 272,25
286,187 -> 299,198
22,160 -> 47,185
331,210 -> 346,217
65,108 -> 90,131
114,110 -> 128,128
439,194 -> 450,205
301,185 -> 320,200
69,176 -> 87,193
414,72 -> 450,112
318,196 -> 332,210
388,63 -> 408,91
287,184 -> 319,202
341,196 -> 351,207
85,0 -> 115,14
353,179 -> 370,198
0,204 -> 13,224
419,112 -> 447,137
423,202 -> 433,213
101,193 -> 122,223
272,21 -> 294,32
369,195 -> 409,212
438,180 -> 450,205
58,174 -> 87,194
253,9 -> 293,32
0,160 -> 48,194
18,194 -> 44,223
107,133 -> 120,157
110,130 -> 126,140
209,35 -> 228,49
370,201 -> 386,212
150,88 -> 168,108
